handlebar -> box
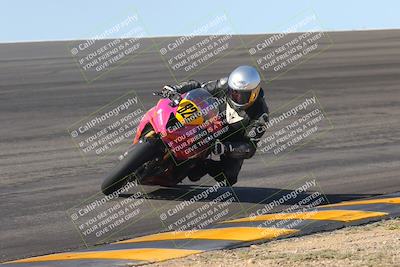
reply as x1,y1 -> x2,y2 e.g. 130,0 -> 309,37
152,91 -> 164,97
153,89 -> 182,107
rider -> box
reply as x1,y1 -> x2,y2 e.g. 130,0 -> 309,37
163,65 -> 269,185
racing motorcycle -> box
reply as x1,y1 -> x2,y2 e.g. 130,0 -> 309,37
101,87 -> 226,195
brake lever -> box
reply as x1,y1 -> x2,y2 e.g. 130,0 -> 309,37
152,91 -> 163,97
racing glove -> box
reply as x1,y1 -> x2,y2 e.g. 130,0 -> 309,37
161,85 -> 176,97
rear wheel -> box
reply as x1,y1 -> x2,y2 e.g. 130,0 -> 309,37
101,140 -> 162,195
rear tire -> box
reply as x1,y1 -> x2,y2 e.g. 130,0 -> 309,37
101,140 -> 161,195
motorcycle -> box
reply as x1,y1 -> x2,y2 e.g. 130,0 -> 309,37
101,87 -> 227,195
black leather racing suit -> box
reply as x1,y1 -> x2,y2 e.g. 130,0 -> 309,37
173,78 -> 269,185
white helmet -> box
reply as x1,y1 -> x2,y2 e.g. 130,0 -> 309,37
227,65 -> 261,109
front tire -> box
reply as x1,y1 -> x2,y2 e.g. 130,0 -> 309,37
101,140 -> 161,195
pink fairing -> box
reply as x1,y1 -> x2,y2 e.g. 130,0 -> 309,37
133,98 -> 178,143
133,89 -> 223,160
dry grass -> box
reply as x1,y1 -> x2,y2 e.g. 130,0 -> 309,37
149,218 -> 400,267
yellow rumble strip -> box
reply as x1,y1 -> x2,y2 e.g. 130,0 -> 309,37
222,210 -> 388,224
8,248 -> 202,264
321,197 -> 400,208
5,195 -> 399,266
116,227 -> 298,244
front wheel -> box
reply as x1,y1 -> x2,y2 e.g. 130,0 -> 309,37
101,140 -> 162,195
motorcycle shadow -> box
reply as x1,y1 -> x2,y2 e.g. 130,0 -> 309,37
119,184 -> 380,206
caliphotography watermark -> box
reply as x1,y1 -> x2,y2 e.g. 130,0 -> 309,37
159,91 -> 246,166
157,12 -> 242,82
67,90 -> 145,163
244,175 -> 329,239
67,180 -> 153,245
251,90 -> 334,166
68,10 -> 152,82
246,10 -> 333,82
156,175 -> 243,248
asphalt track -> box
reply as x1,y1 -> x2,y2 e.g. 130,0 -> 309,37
1,30 -> 400,263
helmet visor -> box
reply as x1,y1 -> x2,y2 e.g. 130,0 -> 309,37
230,90 -> 252,105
